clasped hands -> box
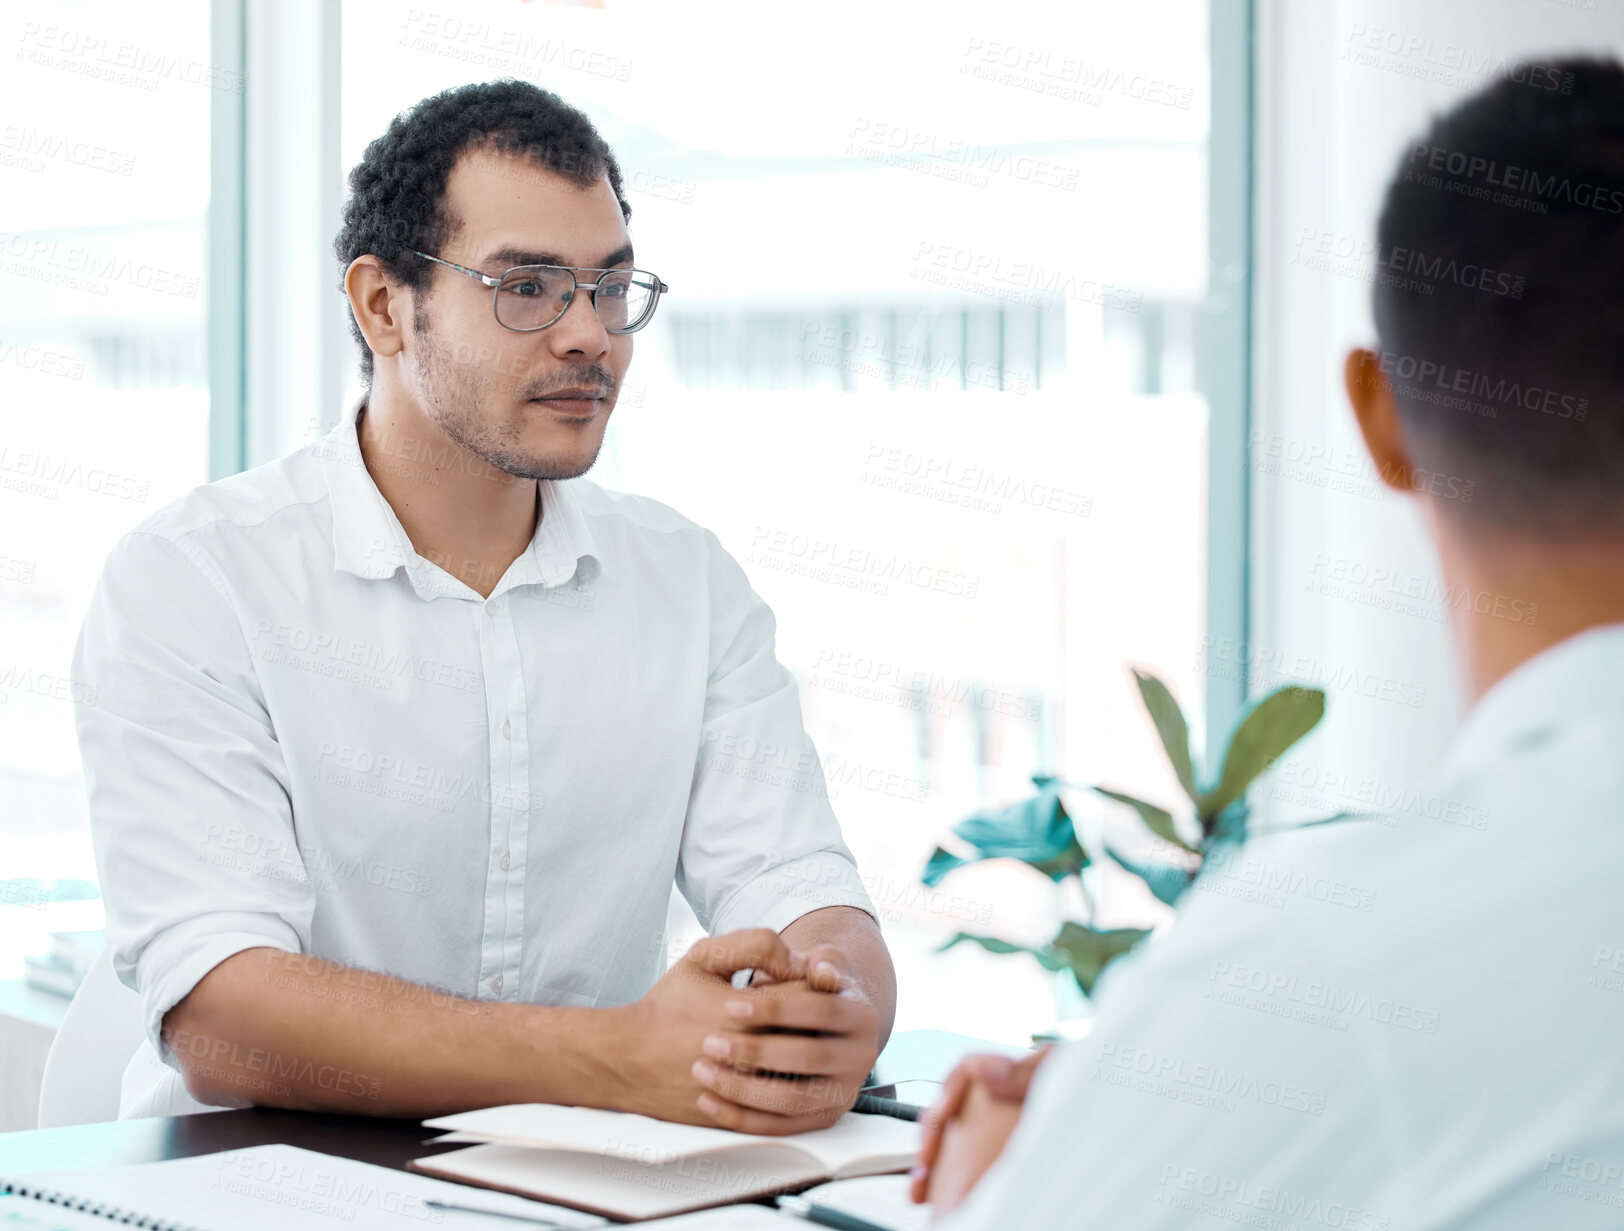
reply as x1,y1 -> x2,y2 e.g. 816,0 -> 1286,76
612,927 -> 880,1135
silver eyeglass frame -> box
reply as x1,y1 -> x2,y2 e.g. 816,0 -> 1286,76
412,250 -> 669,334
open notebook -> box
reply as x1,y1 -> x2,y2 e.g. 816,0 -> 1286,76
410,1103 -> 920,1221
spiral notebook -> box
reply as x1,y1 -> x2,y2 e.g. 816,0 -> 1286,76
0,1144 -> 605,1231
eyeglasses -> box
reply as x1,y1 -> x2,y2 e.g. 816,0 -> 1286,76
412,251 -> 669,334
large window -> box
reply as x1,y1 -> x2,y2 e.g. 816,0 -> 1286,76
1,0 -> 1222,1051
0,0 -> 215,971
344,0 -> 1215,1044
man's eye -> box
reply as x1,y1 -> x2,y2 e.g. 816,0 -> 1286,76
600,282 -> 628,299
512,281 -> 544,297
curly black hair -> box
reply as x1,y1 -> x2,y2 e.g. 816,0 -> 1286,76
334,78 -> 630,385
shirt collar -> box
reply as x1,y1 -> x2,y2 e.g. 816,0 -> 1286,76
1435,621 -> 1624,784
316,396 -> 601,595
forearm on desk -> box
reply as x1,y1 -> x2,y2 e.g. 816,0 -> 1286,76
162,947 -> 630,1118
779,905 -> 897,1049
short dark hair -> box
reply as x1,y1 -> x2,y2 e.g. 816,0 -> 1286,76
334,79 -> 631,385
1372,56 -> 1624,535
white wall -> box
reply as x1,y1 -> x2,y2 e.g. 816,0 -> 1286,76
1251,0 -> 1624,822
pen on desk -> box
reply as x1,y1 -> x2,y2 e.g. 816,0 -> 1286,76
422,1197 -> 575,1226
776,1193 -> 895,1231
852,1092 -> 922,1121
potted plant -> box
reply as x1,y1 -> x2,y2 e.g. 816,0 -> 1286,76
921,668 -> 1326,998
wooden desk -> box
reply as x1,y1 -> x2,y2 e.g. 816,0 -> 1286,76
0,1028 -> 1007,1173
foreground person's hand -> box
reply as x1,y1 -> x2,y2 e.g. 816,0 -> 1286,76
909,1047 -> 1052,1210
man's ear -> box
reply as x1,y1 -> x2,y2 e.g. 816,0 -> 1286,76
345,256 -> 408,368
1344,347 -> 1416,494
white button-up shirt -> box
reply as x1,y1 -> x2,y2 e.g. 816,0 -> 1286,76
73,402 -> 873,1118
946,623 -> 1624,1229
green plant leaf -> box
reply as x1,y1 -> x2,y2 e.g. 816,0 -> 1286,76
921,846 -> 969,887
925,786 -> 1087,885
1046,922 -> 1152,994
1131,668 -> 1199,804
1102,844 -> 1197,907
1092,786 -> 1197,853
938,931 -> 1070,972
1201,686 -> 1327,819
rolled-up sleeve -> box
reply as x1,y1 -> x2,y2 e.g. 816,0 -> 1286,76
676,532 -> 875,937
73,529 -> 311,1068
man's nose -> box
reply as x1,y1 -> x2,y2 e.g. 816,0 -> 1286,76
546,285 -> 613,357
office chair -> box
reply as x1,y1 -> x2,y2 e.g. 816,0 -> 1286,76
36,946 -> 145,1127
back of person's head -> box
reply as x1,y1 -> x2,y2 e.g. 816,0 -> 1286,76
1373,56 -> 1624,536
334,78 -> 629,386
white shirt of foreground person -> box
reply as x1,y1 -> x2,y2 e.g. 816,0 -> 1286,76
72,401 -> 873,1119
944,624 -> 1624,1230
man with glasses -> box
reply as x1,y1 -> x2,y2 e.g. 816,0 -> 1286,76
74,79 -> 895,1128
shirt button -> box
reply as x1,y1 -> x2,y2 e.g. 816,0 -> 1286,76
484,598 -> 499,615
499,850 -> 511,871
501,719 -> 511,740
491,974 -> 504,995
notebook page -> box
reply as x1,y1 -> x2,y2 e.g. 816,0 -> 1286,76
425,1104 -> 750,1162
11,1145 -> 605,1231
425,1104 -> 918,1173
414,1141 -> 827,1221
0,1197 -> 139,1231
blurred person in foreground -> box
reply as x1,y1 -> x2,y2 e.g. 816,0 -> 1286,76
916,55 -> 1624,1228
